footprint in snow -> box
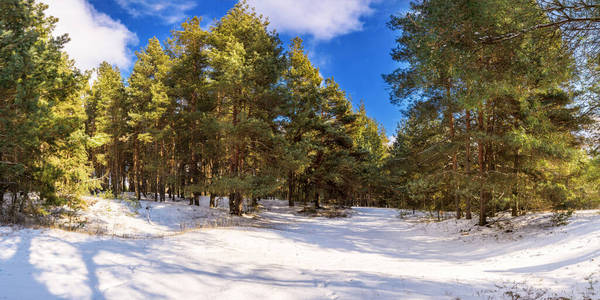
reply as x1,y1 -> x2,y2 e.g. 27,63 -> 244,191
328,291 -> 339,300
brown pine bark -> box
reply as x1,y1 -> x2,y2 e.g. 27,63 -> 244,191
133,140 -> 140,200
465,109 -> 472,220
512,152 -> 520,217
450,110 -> 460,219
478,106 -> 487,226
288,172 -> 295,207
229,99 -> 244,216
229,192 -> 235,213
111,137 -> 120,195
209,193 -> 216,208
229,192 -> 243,215
159,142 -> 166,202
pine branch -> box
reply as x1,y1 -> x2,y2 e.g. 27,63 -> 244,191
481,17 -> 600,44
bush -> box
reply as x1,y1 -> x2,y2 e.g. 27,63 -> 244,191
551,210 -> 573,227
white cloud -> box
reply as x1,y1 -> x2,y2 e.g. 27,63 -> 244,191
115,0 -> 196,24
247,0 -> 377,40
41,0 -> 138,71
304,41 -> 331,68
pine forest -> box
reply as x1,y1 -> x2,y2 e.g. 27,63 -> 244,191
1,0 -> 600,299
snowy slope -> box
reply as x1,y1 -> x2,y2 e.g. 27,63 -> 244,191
0,199 -> 599,299
74,196 -> 246,237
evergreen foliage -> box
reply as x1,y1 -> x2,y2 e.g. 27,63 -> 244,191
1,0 -> 598,223
0,0 -> 92,221
384,0 -> 599,224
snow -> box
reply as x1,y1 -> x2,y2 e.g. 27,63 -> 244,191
74,196 -> 245,237
1,199 -> 599,299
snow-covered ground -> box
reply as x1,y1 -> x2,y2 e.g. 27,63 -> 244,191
1,198 -> 599,299
73,195 -> 250,237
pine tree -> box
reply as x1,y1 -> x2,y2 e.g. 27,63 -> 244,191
386,0 -> 589,223
127,38 -> 174,202
0,0 -> 92,219
281,37 -> 323,207
169,17 -> 217,206
91,62 -> 129,196
208,1 -> 286,215
353,103 -> 390,207
306,78 -> 358,208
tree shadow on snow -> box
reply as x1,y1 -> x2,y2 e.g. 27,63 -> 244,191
0,227 -> 486,299
260,207 -> 600,265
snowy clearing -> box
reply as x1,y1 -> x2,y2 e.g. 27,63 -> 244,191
1,198 -> 599,299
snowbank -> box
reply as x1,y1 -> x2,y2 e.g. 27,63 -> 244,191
74,196 -> 247,237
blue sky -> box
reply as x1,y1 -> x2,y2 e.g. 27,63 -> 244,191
42,0 -> 409,134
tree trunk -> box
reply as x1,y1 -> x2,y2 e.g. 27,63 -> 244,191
134,140 -> 141,200
288,172 -> 295,207
465,109 -> 472,220
449,110 -> 460,219
478,107 -> 487,226
236,193 -> 243,215
194,193 -> 200,206
112,138 -> 120,196
159,143 -> 166,202
229,99 -> 243,216
142,178 -> 147,198
10,191 -> 18,222
121,165 -> 127,193
209,193 -> 216,208
19,192 -> 26,214
512,152 -> 520,217
229,192 -> 243,216
228,192 -> 244,215
159,183 -> 166,202
0,190 -> 4,215
229,193 -> 235,213
157,178 -> 162,200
